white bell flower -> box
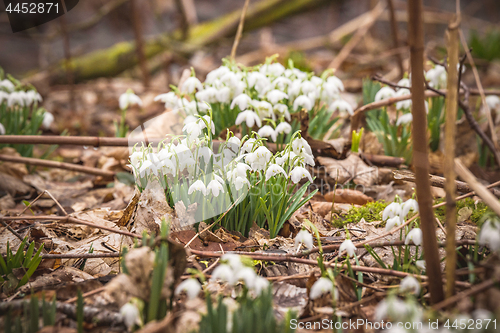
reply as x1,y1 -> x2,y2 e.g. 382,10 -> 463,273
211,264 -> 235,284
416,260 -> 426,270
158,158 -> 176,176
247,72 -> 267,88
385,216 -> 403,231
221,253 -> 243,271
405,228 -> 422,246
395,88 -> 412,110
0,123 -> 5,135
326,76 -> 344,91
252,100 -> 274,120
7,91 -> 26,107
383,202 -> 402,221
129,151 -> 143,168
235,110 -> 262,128
206,66 -> 230,84
288,80 -> 302,100
197,146 -> 213,164
0,91 -> 9,104
402,199 -> 419,218
227,136 -> 241,147
265,164 -> 287,180
426,65 -> 447,89
292,137 -> 313,156
119,90 -> 142,110
175,278 -> 201,299
330,99 -> 353,115
276,151 -> 299,166
181,76 -> 203,94
260,63 -> 285,77
486,95 -> 500,111
235,267 -> 257,288
188,180 -> 207,196
197,115 -> 215,135
266,89 -> 288,104
182,121 -> 203,140
396,113 -> 413,125
290,166 -> 312,184
120,303 -> 141,329
339,239 -> 356,258
241,138 -> 257,153
374,86 -> 396,102
374,296 -> 407,321
272,77 -> 292,90
196,87 -> 218,104
399,276 -> 421,295
0,79 -> 15,92
246,146 -> 272,171
294,229 -> 313,250
310,277 -> 338,300
25,90 -> 42,105
274,103 -> 291,121
252,276 -> 270,296
154,91 -> 178,109
300,81 -> 316,95
230,93 -> 252,110
216,86 -> 232,104
293,95 -> 313,111
207,180 -> 225,197
258,125 -> 277,141
42,112 -> 54,129
139,160 -> 158,178
234,176 -> 250,190
397,78 -> 411,88
275,122 -> 292,135
478,218 -> 500,253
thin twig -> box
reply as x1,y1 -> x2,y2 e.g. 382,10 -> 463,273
65,286 -> 107,304
432,278 -> 497,310
387,0 -> 404,77
230,0 -> 251,60
42,253 -> 121,259
0,154 -> 115,178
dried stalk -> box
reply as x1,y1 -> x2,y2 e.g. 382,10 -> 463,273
0,135 -> 162,147
131,0 -> 150,87
387,0 -> 404,77
408,0 -> 444,304
454,159 -> 500,216
230,0 -> 251,60
0,154 -> 115,178
444,9 -> 460,299
328,1 -> 386,70
433,278 -> 497,311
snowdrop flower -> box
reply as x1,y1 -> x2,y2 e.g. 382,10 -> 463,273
252,276 -> 270,295
129,151 -> 143,167
399,276 -> 420,295
375,86 -> 396,101
265,164 -> 287,180
241,138 -> 256,153
290,166 -> 312,184
395,88 -> 412,110
0,123 -> 5,135
119,90 -> 142,110
211,264 -> 235,284
235,267 -> 257,288
247,72 -> 267,88
275,122 -> 292,135
197,115 -> 215,134
252,100 -> 274,119
206,66 -> 230,84
120,303 -> 141,329
330,99 -> 353,115
272,77 -> 292,91
188,180 -> 207,196
274,103 -> 291,121
266,89 -> 288,104
207,180 -> 224,197
0,79 -> 15,92
7,91 -> 26,107
385,215 -> 403,231
397,78 -> 411,88
426,65 -> 447,89
293,95 -> 313,111
292,137 -> 313,156
221,253 -> 243,271
183,121 -> 203,139
402,199 -> 419,218
216,86 -> 232,104
300,81 -> 316,95
227,136 -> 241,147
42,112 -> 54,129
405,228 -> 422,246
310,277 -> 337,300
196,87 -> 218,104
478,218 -> 500,252
288,80 -> 302,100
234,176 -> 250,190
276,151 -> 298,166
25,90 -> 42,105
158,158 -> 176,175
486,95 -> 500,111
416,260 -> 426,270
235,110 -> 262,128
258,125 -> 277,141
175,278 -> 201,299
181,76 -> 203,94
230,93 -> 252,110
260,63 -> 285,77
295,229 -> 313,250
396,113 -> 413,125
139,160 -> 158,178
326,76 -> 344,91
154,91 -> 178,109
246,146 -> 272,171
383,202 -> 402,221
339,239 -> 356,258
374,296 -> 407,321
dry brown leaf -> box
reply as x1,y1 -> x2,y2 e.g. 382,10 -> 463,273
317,154 -> 378,186
0,147 -> 28,178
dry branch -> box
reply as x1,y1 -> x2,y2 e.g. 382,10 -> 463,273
408,0 -> 444,304
0,154 -> 115,178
